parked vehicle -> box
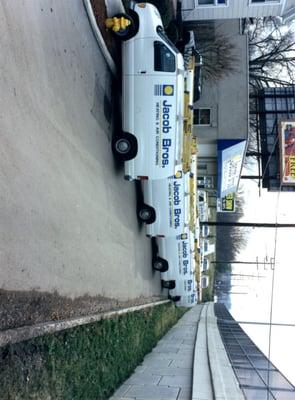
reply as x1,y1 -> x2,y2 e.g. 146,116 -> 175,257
139,170 -> 190,235
110,3 -> 185,180
155,234 -> 197,307
169,278 -> 197,307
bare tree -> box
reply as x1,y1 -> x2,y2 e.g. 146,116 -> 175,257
196,33 -> 239,82
216,187 -> 250,262
247,17 -> 295,89
243,18 -> 295,172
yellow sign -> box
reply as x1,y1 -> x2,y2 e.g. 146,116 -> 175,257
280,121 -> 295,184
289,156 -> 295,178
222,193 -> 235,212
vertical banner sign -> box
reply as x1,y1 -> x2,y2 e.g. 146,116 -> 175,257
280,120 -> 295,185
217,140 -> 247,213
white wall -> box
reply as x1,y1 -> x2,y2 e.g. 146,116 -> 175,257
183,0 -> 284,21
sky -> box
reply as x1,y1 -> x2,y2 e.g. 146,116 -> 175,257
234,17 -> 295,386
228,174 -> 295,385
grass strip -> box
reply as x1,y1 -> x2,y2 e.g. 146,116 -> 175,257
0,303 -> 186,400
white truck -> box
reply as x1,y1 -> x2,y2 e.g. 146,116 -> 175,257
110,3 -> 184,180
153,234 -> 197,307
169,278 -> 197,307
137,170 -> 190,232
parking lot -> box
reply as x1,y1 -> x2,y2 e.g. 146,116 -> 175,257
0,0 -> 163,307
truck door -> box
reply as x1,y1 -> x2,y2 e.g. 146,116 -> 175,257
133,38 -> 178,177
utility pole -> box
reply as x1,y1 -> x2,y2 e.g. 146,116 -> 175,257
240,175 -> 277,180
200,221 -> 295,228
230,274 -> 266,279
213,257 -> 275,270
212,261 -> 272,265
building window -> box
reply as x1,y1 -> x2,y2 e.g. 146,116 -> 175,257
198,163 -> 208,170
197,176 -> 214,189
194,108 -> 211,125
197,0 -> 227,5
250,0 -> 280,3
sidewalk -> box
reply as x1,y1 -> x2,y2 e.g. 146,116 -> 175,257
110,305 -> 203,400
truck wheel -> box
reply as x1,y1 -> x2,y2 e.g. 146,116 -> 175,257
169,295 -> 181,302
111,13 -> 137,41
153,257 -> 168,272
161,280 -> 176,290
112,132 -> 137,161
137,205 -> 156,224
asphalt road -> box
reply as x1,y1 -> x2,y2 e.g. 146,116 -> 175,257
0,0 -> 162,300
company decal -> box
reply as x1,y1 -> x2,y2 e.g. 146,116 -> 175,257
181,240 -> 189,275
168,179 -> 183,230
184,279 -> 193,292
189,293 -> 196,304
154,84 -> 174,96
154,85 -> 174,169
176,233 -> 187,240
182,240 -> 189,259
187,279 -> 193,292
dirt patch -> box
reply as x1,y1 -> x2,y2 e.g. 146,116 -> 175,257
90,0 -> 120,62
0,289 -> 164,331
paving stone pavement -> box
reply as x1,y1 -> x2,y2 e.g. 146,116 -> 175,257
109,305 -> 203,400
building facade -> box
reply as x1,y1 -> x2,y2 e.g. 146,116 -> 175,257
254,86 -> 295,191
194,19 -> 249,147
192,19 -> 249,206
182,0 -> 295,22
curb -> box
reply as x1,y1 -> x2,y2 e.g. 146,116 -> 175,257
192,302 -> 244,400
83,0 -> 117,76
206,302 -> 244,399
0,300 -> 171,348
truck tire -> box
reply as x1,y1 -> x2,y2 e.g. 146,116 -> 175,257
137,205 -> 156,224
111,13 -> 137,41
169,295 -> 181,302
161,280 -> 176,290
112,132 -> 138,161
153,257 -> 168,272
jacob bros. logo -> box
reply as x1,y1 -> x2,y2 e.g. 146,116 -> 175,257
173,181 -> 182,228
161,100 -> 172,167
154,84 -> 174,96
163,85 -> 174,96
154,84 -> 174,168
